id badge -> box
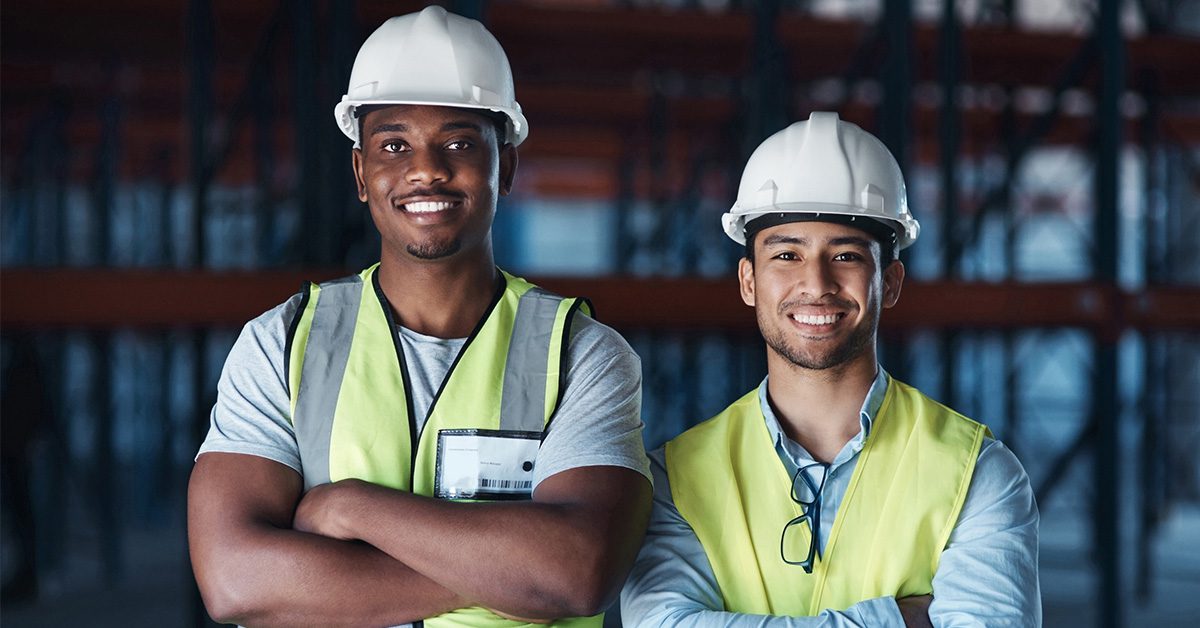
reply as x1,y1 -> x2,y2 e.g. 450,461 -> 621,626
435,429 -> 540,500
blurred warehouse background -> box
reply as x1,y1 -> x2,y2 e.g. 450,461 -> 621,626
1,0 -> 1198,626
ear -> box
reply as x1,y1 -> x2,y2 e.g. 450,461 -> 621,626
352,148 -> 368,202
738,257 -> 756,308
499,145 -> 518,196
882,259 -> 905,309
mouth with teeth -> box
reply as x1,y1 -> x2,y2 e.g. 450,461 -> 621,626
402,200 -> 460,214
790,312 -> 847,327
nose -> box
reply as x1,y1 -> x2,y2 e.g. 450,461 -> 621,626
797,259 -> 839,299
406,147 -> 450,185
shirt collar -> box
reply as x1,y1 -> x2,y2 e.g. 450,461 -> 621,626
759,366 -> 891,468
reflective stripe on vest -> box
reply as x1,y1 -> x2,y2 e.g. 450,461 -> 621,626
666,376 -> 989,616
287,264 -> 602,628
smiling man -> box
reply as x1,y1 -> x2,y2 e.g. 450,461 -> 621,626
187,7 -> 651,627
621,113 -> 1041,627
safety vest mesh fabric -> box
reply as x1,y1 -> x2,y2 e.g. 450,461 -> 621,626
665,376 -> 989,616
287,264 -> 600,628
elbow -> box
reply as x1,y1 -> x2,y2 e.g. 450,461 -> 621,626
547,552 -> 624,618
193,560 -> 276,626
195,569 -> 268,628
197,576 -> 252,625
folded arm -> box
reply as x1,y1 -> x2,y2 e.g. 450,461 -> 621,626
620,451 -> 906,627
296,464 -> 653,621
188,452 -> 466,627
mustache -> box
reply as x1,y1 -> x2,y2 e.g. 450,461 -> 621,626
396,187 -> 466,202
778,296 -> 855,313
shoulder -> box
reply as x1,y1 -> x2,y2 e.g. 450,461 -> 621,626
887,378 -> 990,439
230,293 -> 306,364
561,314 -> 641,391
567,314 -> 638,363
972,438 -> 1034,497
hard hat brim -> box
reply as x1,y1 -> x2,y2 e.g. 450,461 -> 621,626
335,98 -> 528,148
723,202 -> 919,249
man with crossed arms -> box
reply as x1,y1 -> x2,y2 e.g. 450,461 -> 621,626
622,113 -> 1041,627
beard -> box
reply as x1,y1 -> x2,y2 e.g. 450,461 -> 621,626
758,304 -> 878,372
406,236 -> 462,260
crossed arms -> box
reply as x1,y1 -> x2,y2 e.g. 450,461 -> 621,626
188,452 -> 652,627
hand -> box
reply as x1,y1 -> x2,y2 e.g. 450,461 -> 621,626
896,594 -> 933,628
294,479 -> 364,540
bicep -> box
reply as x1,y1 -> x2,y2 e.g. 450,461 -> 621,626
188,453 -> 302,583
532,464 -> 652,551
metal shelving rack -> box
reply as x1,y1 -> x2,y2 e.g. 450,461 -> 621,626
2,1 -> 1198,626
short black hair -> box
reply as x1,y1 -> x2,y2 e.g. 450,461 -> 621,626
354,105 -> 509,147
743,214 -> 899,265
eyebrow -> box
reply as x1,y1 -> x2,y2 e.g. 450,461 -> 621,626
368,120 -> 485,137
762,234 -> 808,247
761,234 -> 874,248
369,123 -> 407,136
828,236 -> 874,249
442,121 -> 485,133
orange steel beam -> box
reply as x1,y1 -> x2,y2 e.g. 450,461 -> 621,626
3,269 -> 1197,333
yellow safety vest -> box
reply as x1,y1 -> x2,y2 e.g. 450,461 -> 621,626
665,376 -> 989,616
288,264 -> 600,628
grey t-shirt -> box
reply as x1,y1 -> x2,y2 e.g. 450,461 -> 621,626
198,292 -> 651,489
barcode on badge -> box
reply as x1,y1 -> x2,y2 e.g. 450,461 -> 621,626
480,478 -> 533,491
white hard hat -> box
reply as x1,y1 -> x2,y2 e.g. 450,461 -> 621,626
334,6 -> 529,148
722,112 -> 920,250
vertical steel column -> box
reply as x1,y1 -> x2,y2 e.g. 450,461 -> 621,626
937,0 -> 961,406
1094,0 -> 1124,626
1135,71 -> 1163,603
292,0 -> 322,264
745,0 -> 787,156
91,84 -> 123,583
880,0 -> 912,384
253,52 -> 277,266
647,84 -> 671,273
880,0 -> 912,177
939,0 -> 962,274
186,1 -> 215,624
330,0 -> 359,263
187,0 -> 213,269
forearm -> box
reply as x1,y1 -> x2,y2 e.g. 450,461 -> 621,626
193,523 -> 465,627
188,453 -> 467,627
640,602 -> 904,628
321,469 -> 650,619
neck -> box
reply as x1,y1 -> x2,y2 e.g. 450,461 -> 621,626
765,350 -> 878,464
376,247 -> 498,339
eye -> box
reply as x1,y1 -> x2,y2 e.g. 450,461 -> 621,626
773,251 -> 799,261
446,139 -> 473,151
833,251 -> 864,262
381,140 -> 408,153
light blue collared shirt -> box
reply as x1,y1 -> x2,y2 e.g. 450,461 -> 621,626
621,369 -> 1042,627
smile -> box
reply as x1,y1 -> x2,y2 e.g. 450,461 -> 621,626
790,313 -> 846,326
403,201 -> 459,214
